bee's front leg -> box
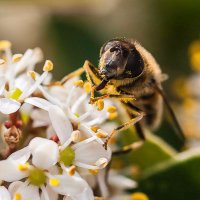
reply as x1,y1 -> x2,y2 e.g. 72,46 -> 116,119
60,67 -> 85,85
89,93 -> 135,104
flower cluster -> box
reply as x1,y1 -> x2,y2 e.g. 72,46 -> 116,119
0,40 -> 147,200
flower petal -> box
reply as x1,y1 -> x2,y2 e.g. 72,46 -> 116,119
71,187 -> 94,200
8,147 -> 31,164
41,185 -> 58,200
0,186 -> 11,200
29,137 -> 59,169
74,141 -> 111,167
31,109 -> 50,128
16,184 -> 40,200
0,98 -> 20,114
8,181 -> 23,196
0,160 -> 27,182
109,174 -> 138,190
48,105 -> 73,145
25,97 -> 53,111
48,174 -> 90,197
0,76 -> 5,95
14,74 -> 34,93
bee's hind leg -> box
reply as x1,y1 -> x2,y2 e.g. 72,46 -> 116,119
104,112 -> 144,149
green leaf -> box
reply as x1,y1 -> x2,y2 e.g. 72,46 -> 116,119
126,132 -> 176,171
138,148 -> 200,200
114,130 -> 176,174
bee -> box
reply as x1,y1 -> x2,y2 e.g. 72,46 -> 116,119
61,38 -> 185,148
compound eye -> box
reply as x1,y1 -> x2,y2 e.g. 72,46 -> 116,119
125,48 -> 144,77
122,48 -> 129,57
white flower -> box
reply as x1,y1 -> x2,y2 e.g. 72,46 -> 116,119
0,186 -> 11,200
27,79 -> 116,145
0,40 -> 53,115
0,137 -> 94,200
81,169 -> 137,198
24,102 -> 112,170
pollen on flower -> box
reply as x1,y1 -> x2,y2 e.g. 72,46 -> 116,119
96,99 -> 104,111
18,162 -> 29,171
0,58 -> 5,65
27,71 -> 36,80
130,192 -> 149,200
74,80 -> 84,87
107,105 -> 117,113
91,126 -> 98,133
8,88 -> 23,100
12,54 -> 23,63
21,112 -> 29,124
108,112 -> 118,120
14,193 -> 22,200
83,81 -> 91,93
96,129 -> 108,138
88,169 -> 99,175
49,178 -> 60,187
43,60 -> 53,72
68,165 -> 76,176
0,40 -> 11,50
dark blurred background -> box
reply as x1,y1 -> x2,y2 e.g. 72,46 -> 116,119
1,0 -> 200,77
1,0 -> 200,149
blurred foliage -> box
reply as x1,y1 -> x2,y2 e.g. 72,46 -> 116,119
137,148 -> 200,200
46,16 -> 100,78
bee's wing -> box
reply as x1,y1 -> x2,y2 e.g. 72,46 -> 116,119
154,84 -> 185,142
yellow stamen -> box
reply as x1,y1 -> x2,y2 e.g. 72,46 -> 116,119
21,112 -> 29,124
96,99 -> 104,111
0,40 -> 11,50
9,88 -> 23,100
74,80 -> 84,87
83,82 -> 91,93
107,105 -> 117,113
12,54 -> 23,63
108,112 -> 118,120
68,165 -> 76,176
189,40 -> 200,71
18,162 -> 29,171
88,169 -> 99,175
28,71 -> 36,80
0,58 -> 5,65
91,126 -> 98,133
74,113 -> 80,118
131,192 -> 149,200
43,60 -> 53,72
49,178 -> 60,187
183,98 -> 195,109
94,197 -> 105,200
14,193 -> 21,200
96,129 -> 108,138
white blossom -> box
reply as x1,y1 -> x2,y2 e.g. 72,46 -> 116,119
0,137 -> 94,200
